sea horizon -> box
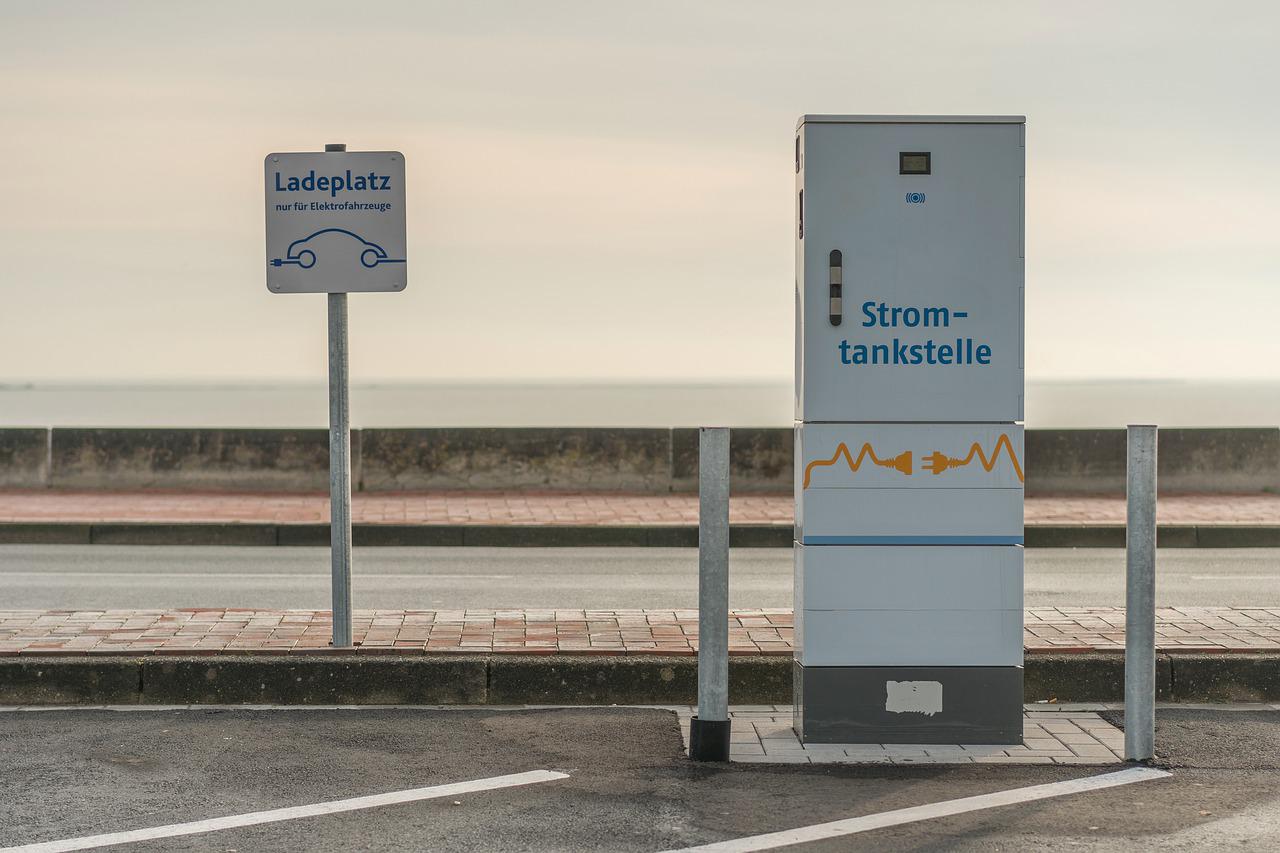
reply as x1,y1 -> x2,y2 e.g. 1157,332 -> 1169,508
1,378 -> 1277,430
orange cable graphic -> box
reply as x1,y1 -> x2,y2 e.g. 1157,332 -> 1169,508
922,433 -> 1025,482
803,443 -> 913,488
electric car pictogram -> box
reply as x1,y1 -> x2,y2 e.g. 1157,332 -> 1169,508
270,228 -> 405,271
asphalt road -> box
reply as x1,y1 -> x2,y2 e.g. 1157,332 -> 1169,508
1,545 -> 1278,610
1,707 -> 1278,851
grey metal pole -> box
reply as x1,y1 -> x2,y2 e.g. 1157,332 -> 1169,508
1125,424 -> 1157,761
325,142 -> 353,649
690,427 -> 731,761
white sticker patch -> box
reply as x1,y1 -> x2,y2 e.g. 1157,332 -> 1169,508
885,681 -> 943,716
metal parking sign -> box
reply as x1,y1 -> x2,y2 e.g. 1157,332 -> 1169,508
261,143 -> 408,648
264,150 -> 407,293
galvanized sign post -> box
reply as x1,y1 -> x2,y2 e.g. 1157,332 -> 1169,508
265,143 -> 408,647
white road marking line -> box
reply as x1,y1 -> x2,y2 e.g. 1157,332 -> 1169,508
1190,575 -> 1280,581
1,770 -> 568,853
0,572 -> 516,580
662,767 -> 1169,852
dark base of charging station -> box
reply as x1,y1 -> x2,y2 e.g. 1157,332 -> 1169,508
793,662 -> 1024,744
688,716 -> 732,761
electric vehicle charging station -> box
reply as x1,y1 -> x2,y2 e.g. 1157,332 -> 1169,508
794,116 -> 1026,743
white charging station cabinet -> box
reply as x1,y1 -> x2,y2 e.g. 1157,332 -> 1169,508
793,116 -> 1026,743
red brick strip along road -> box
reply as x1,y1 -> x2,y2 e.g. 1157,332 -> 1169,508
4,607 -> 1280,656
2,490 -> 1279,526
2,490 -> 1279,547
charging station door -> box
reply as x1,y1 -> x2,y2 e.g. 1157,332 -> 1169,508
795,118 -> 1024,423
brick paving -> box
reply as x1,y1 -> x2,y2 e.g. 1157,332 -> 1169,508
4,606 -> 1280,657
0,489 -> 1277,526
676,705 -> 1128,764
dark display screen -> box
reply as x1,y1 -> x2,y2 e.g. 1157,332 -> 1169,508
899,152 -> 931,175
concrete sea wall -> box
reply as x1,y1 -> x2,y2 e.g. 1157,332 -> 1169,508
0,427 -> 1276,494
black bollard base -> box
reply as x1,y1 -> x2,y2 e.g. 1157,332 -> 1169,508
689,716 -> 732,762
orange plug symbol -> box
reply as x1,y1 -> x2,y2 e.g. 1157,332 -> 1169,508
920,435 -> 1025,483
922,450 -> 959,475
884,451 -> 914,476
802,444 -> 912,487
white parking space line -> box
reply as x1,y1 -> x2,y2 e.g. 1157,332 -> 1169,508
1190,575 -> 1280,581
662,767 -> 1170,852
1,770 -> 569,853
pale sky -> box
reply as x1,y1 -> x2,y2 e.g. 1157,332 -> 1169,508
1,1 -> 1277,383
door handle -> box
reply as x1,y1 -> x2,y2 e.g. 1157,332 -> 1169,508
828,249 -> 842,326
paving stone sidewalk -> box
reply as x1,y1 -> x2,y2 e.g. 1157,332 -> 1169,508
4,606 -> 1280,657
1,489 -> 1278,526
676,705 -> 1128,765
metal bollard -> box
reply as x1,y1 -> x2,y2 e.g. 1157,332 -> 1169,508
1125,424 -> 1157,761
690,427 -> 731,761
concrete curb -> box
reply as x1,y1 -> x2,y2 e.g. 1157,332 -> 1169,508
2,522 -> 1279,548
141,656 -> 489,705
5,653 -> 1280,705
